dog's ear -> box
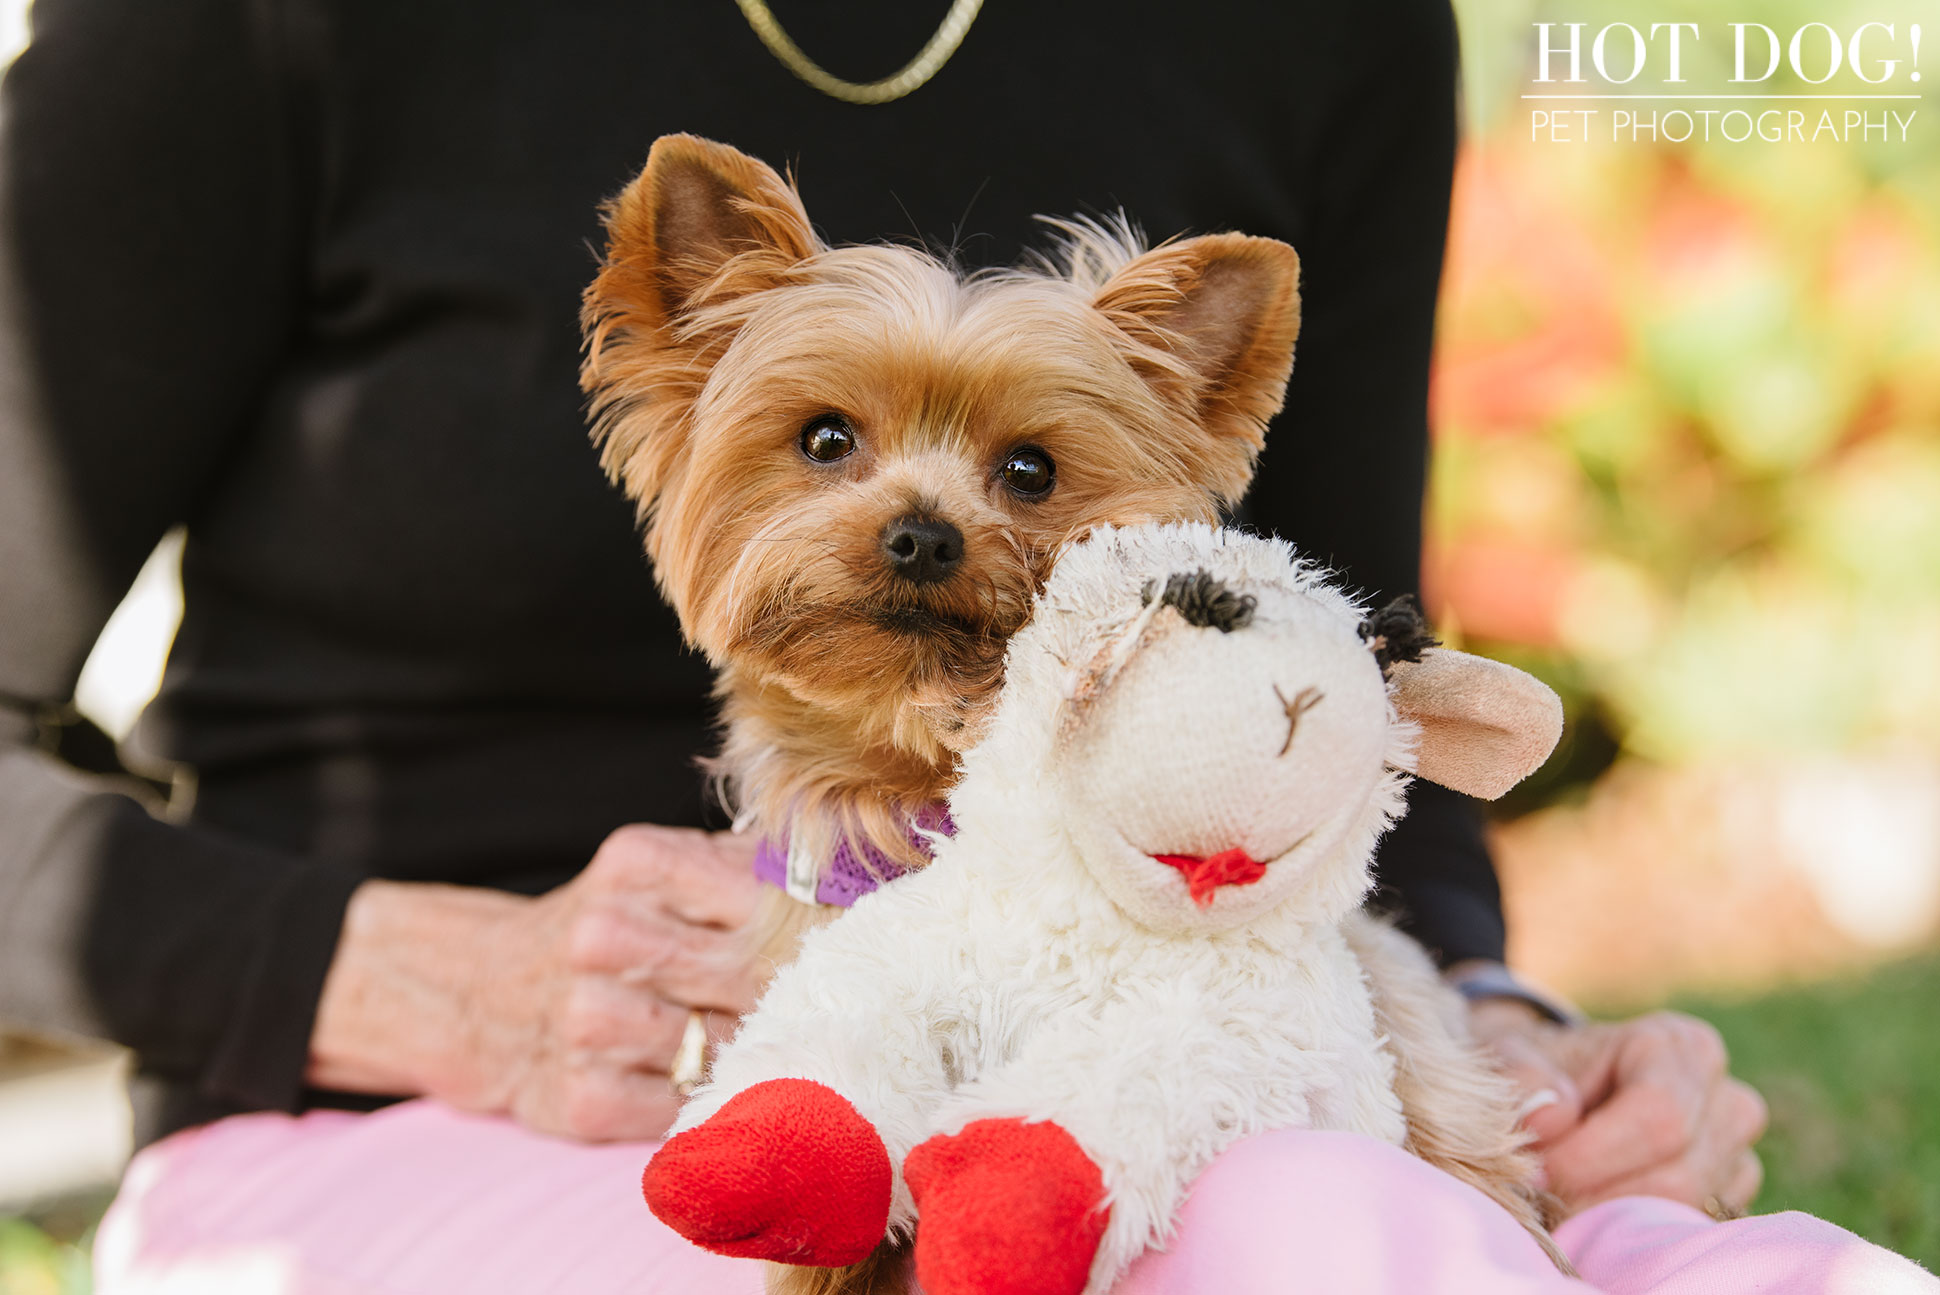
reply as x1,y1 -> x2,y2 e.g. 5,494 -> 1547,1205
589,133 -> 818,331
1091,233 -> 1301,499
582,135 -> 820,516
1386,649 -> 1564,800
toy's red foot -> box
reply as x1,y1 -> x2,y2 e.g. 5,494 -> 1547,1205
904,1118 -> 1109,1295
641,1077 -> 890,1266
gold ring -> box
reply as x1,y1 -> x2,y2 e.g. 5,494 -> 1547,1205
669,1010 -> 711,1098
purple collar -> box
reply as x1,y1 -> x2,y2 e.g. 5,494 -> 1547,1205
753,805 -> 954,907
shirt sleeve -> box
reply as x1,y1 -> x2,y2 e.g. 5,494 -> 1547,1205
0,0 -> 362,1113
1239,1 -> 1505,966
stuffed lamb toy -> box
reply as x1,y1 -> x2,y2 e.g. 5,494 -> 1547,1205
645,523 -> 1566,1295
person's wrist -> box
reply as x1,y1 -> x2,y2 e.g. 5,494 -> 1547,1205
308,879 -> 528,1102
1445,958 -> 1582,1028
1465,993 -> 1556,1045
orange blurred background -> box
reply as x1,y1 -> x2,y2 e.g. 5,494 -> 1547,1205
1436,0 -> 1940,1007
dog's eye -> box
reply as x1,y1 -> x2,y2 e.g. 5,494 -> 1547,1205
1000,446 -> 1055,497
800,416 -> 856,463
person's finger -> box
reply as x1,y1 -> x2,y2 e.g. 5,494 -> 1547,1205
1677,1077 -> 1769,1205
1719,1077 -> 1769,1148
569,891 -> 763,993
1563,1161 -> 1705,1212
1554,1138 -> 1763,1216
1487,1027 -> 1585,1147
605,915 -> 767,1014
1542,1045 -> 1708,1202
556,976 -> 693,1058
1683,1075 -> 1767,1178
1545,1012 -> 1723,1107
586,825 -> 765,928
1720,1148 -> 1764,1215
524,1063 -> 684,1143
656,832 -> 765,927
1557,1057 -> 1768,1212
575,901 -> 749,980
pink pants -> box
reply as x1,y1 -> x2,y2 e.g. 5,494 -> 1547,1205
94,1100 -> 1935,1294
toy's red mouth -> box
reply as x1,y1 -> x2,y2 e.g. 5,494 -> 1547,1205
1152,848 -> 1268,907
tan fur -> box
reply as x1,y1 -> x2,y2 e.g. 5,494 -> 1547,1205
1342,913 -> 1576,1275
766,1241 -> 912,1295
752,885 -> 826,969
582,135 -> 1302,877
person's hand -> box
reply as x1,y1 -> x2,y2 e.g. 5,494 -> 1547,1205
1467,998 -> 1769,1220
310,824 -> 768,1141
460,824 -> 769,1139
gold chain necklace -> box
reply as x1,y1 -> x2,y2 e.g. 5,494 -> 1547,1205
732,0 -> 984,105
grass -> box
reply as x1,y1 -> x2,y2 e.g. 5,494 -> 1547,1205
1670,951 -> 1940,1273
0,1211 -> 94,1295
1,954 -> 1934,1290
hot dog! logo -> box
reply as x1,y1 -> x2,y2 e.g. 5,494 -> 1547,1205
1524,20 -> 1922,144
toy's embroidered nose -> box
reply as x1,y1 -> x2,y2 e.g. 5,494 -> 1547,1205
1152,848 -> 1268,906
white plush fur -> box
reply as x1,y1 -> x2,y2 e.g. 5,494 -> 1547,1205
679,523 -> 1559,1293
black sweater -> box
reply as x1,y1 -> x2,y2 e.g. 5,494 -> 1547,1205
0,0 -> 1500,1143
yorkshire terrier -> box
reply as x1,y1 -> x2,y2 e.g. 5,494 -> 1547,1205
581,136 -> 1560,1294
580,134 -> 1301,934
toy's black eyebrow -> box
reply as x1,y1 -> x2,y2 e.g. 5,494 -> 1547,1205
1358,595 -> 1438,674
1140,569 -> 1256,632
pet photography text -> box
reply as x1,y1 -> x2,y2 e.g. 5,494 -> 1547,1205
1524,18 -> 1923,143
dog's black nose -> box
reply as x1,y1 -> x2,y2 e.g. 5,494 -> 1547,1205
882,515 -> 964,584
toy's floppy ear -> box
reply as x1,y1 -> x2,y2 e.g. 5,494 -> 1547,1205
1387,649 -> 1563,800
1091,233 -> 1301,504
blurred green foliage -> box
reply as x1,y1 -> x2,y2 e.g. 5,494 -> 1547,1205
0,1216 -> 90,1295
1439,0 -> 1940,773
1671,951 -> 1940,1272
